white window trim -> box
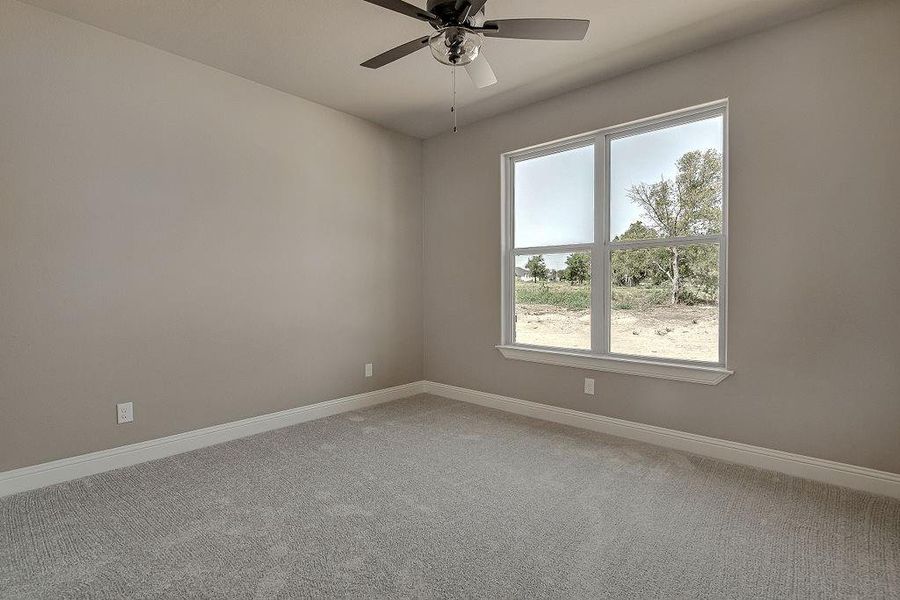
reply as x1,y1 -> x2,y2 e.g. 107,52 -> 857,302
499,100 -> 733,385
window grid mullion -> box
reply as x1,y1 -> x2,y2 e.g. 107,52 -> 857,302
594,135 -> 608,355
513,243 -> 593,255
608,234 -> 723,251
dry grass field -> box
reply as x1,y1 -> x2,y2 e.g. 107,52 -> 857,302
515,300 -> 718,362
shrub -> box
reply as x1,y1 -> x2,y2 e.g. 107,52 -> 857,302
516,281 -> 590,310
611,285 -> 670,310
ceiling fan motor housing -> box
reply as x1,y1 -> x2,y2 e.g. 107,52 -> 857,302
426,0 -> 483,26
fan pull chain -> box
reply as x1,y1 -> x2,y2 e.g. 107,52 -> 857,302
451,67 -> 458,134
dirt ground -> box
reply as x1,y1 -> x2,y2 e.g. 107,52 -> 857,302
515,303 -> 718,362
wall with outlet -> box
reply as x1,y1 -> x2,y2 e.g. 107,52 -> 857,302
4,0 -> 899,477
422,0 -> 900,473
0,0 -> 424,471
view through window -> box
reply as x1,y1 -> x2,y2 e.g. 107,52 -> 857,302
507,104 -> 726,365
513,143 -> 593,351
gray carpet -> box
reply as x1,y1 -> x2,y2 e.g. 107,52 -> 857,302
1,395 -> 898,599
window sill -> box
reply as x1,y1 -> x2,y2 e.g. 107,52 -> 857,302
496,345 -> 732,385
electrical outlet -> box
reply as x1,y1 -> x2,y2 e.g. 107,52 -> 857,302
584,378 -> 595,395
117,402 -> 133,424
365,363 -> 373,378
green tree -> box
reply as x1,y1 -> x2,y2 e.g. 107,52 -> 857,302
610,221 -> 666,286
626,149 -> 722,303
525,255 -> 549,282
678,244 -> 719,305
562,252 -> 591,285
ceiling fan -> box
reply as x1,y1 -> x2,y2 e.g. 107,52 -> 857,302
360,0 -> 590,89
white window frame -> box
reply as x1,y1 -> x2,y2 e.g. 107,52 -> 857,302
498,100 -> 733,385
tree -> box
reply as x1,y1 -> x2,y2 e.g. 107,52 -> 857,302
617,220 -> 659,241
610,221 -> 665,286
525,255 -> 549,282
625,149 -> 722,303
678,244 -> 719,304
562,252 -> 591,285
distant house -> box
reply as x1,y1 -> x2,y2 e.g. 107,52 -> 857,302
514,266 -> 532,281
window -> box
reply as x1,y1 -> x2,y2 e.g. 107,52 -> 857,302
500,102 -> 731,384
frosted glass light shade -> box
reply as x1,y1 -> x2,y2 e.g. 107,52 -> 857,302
429,27 -> 482,66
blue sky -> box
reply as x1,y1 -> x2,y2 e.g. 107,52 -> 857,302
515,115 -> 722,271
610,116 -> 723,239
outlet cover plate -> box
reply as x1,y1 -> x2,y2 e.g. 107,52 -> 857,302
117,402 -> 134,424
584,378 -> 595,395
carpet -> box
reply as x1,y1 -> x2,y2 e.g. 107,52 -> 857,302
1,394 -> 898,599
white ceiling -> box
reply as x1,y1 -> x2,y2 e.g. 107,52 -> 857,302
22,0 -> 846,138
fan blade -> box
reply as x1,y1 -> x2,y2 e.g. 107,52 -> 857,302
465,53 -> 497,88
481,19 -> 590,40
361,36 -> 430,69
466,0 -> 488,15
455,0 -> 488,22
361,0 -> 437,23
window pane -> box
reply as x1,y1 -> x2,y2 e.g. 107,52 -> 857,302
610,244 -> 719,362
610,115 -> 723,242
514,145 -> 594,248
515,252 -> 591,350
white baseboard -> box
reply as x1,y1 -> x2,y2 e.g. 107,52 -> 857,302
5,379 -> 897,500
423,381 -> 900,499
0,381 -> 427,498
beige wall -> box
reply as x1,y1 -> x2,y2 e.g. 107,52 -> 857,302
423,0 -> 900,473
0,0 -> 423,471
3,0 -> 899,476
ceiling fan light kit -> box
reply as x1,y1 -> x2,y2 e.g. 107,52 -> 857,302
361,0 -> 590,131
429,27 -> 483,66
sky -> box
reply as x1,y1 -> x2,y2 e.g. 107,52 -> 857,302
514,115 -> 722,271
